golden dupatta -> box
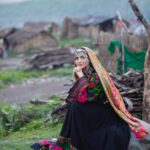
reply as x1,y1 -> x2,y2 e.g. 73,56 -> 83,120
80,47 -> 148,139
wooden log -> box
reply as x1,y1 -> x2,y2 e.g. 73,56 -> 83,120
26,47 -> 74,70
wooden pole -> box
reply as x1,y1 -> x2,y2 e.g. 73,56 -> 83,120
129,0 -> 150,123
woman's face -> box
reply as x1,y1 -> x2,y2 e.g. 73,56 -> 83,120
74,53 -> 89,69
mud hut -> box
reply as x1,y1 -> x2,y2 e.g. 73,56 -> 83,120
0,27 -> 16,39
23,21 -> 59,33
61,16 -> 128,41
0,27 -> 16,48
6,29 -> 58,52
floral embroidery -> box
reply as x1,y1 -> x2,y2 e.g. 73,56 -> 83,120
77,73 -> 106,103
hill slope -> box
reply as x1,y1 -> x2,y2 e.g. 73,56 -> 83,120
0,0 -> 149,28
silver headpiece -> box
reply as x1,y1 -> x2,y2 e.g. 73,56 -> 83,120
74,48 -> 88,58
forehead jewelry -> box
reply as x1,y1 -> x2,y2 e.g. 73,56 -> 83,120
74,48 -> 88,58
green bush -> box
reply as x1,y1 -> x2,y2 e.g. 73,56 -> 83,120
0,98 -> 62,136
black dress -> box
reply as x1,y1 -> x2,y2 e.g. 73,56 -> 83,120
59,73 -> 131,150
31,73 -> 131,150
60,101 -> 131,150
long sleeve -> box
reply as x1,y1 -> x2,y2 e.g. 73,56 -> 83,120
77,73 -> 106,103
65,73 -> 106,103
65,76 -> 89,103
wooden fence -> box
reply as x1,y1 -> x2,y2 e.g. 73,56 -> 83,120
97,32 -> 148,74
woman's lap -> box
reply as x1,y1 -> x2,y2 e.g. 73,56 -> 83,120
60,101 -> 131,150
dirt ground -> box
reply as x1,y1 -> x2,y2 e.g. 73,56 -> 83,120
0,58 -> 72,104
0,57 -> 25,70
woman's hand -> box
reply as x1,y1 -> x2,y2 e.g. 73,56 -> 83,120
74,66 -> 84,78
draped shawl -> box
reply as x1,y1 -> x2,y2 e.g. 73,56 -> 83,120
73,47 -> 148,139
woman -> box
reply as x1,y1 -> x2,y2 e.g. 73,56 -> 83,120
32,47 -> 148,150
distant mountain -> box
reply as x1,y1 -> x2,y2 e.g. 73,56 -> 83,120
0,0 -> 149,28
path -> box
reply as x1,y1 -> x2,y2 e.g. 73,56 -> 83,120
0,76 -> 72,104
0,57 -> 72,104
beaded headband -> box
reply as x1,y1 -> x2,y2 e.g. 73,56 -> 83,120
74,48 -> 88,58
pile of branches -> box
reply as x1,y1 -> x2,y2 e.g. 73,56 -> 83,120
50,70 -> 144,122
26,47 -> 74,70
109,69 -> 144,113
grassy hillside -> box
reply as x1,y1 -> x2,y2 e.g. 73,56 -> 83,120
0,0 -> 149,28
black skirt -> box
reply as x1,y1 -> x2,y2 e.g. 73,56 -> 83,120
60,101 -> 131,150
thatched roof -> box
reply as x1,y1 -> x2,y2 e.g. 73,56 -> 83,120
0,27 -> 16,38
6,29 -> 53,46
22,21 -> 51,33
68,16 -> 115,26
64,16 -> 129,28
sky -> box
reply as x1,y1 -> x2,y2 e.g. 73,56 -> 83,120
0,0 -> 29,4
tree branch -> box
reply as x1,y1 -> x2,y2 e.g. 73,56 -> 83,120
129,0 -> 150,31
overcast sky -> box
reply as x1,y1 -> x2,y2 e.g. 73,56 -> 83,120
0,0 -> 29,4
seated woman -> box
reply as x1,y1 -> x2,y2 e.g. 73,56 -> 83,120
32,47 -> 148,150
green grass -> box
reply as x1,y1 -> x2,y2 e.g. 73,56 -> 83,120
0,99 -> 63,150
0,67 -> 72,89
59,37 -> 94,48
49,67 -> 72,77
0,99 -> 63,134
7,50 -> 23,58
0,69 -> 48,89
0,124 -> 62,150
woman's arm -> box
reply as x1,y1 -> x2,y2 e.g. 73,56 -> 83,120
65,76 -> 88,103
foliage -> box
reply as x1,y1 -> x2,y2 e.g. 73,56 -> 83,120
59,37 -> 95,48
0,97 -> 63,136
0,124 -> 62,150
0,97 -> 63,149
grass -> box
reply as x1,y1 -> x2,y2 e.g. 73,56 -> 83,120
48,67 -> 72,77
0,67 -> 72,89
59,37 -> 95,48
0,69 -> 48,89
0,65 -> 71,149
7,50 -> 24,58
0,36 -> 96,90
0,36 -> 94,149
0,124 -> 62,150
0,99 -> 63,150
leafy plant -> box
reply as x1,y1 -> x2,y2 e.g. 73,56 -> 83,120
0,97 -> 63,136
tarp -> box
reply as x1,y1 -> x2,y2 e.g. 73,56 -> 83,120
108,40 -> 146,74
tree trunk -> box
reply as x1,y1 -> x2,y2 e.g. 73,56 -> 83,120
129,0 -> 150,123
143,43 -> 150,122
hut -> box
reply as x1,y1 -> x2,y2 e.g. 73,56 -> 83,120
0,27 -> 16,39
61,16 -> 129,41
6,29 -> 58,52
0,27 -> 16,48
23,21 -> 59,33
